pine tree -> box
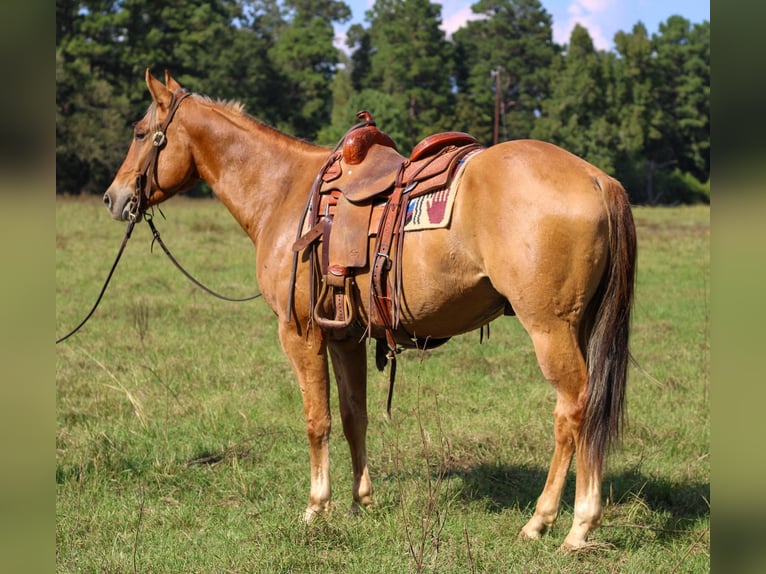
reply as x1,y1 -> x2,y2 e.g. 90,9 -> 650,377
532,24 -> 618,173
453,0 -> 557,144
268,0 -> 351,138
612,22 -> 669,203
345,0 -> 455,151
652,16 -> 710,184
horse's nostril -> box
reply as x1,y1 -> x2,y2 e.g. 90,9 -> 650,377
103,193 -> 111,208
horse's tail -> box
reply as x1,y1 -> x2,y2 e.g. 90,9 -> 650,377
581,175 -> 637,472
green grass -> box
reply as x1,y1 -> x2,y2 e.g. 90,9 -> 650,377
56,196 -> 709,572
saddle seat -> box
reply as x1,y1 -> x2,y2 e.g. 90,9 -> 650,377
291,111 -> 483,353
327,130 -> 480,203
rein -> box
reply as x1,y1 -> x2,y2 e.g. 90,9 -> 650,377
57,90 -> 261,344
56,220 -> 137,344
56,218 -> 261,344
146,216 -> 262,302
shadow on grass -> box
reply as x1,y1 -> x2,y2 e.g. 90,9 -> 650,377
446,463 -> 709,538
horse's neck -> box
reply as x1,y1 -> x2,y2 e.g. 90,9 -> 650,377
186,99 -> 327,244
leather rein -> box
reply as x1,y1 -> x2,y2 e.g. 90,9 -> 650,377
56,90 -> 260,344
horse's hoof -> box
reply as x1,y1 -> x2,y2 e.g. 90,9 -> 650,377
518,528 -> 541,541
518,516 -> 549,541
303,506 -> 329,524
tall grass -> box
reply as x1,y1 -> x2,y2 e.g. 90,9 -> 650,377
56,196 -> 709,572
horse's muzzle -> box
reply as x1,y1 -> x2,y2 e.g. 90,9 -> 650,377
103,189 -> 134,221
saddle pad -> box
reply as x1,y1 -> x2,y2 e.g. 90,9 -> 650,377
403,148 -> 481,231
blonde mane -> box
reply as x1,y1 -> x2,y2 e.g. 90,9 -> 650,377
142,91 -> 321,152
194,93 -> 246,114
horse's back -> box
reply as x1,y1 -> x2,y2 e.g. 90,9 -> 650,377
462,139 -> 612,208
454,139 -> 614,244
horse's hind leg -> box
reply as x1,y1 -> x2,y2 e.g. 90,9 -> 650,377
518,319 -> 603,549
328,338 -> 373,513
278,322 -> 333,521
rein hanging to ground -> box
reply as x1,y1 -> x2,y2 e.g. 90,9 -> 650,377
55,220 -> 137,344
56,216 -> 261,345
58,88 -> 261,344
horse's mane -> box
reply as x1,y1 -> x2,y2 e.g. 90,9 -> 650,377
194,94 -> 246,114
144,92 -> 320,150
144,94 -> 246,127
191,93 -> 321,149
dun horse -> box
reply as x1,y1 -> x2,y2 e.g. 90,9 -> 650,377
103,70 -> 636,549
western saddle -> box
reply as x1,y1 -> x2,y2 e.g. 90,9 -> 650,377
290,111 -> 484,366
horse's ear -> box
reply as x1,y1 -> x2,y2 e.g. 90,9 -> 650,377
164,70 -> 183,93
145,68 -> 172,110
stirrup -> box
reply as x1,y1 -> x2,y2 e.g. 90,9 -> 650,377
313,276 -> 356,330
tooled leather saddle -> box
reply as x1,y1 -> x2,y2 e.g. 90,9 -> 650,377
290,111 -> 484,360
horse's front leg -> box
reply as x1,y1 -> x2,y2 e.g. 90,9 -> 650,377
278,321 -> 332,521
328,337 -> 373,514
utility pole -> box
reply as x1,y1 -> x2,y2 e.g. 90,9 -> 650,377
491,67 -> 503,145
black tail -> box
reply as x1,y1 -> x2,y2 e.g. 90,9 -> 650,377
581,176 -> 637,472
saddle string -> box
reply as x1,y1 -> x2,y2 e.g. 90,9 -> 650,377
286,150 -> 339,326
56,219 -> 137,344
146,215 -> 262,302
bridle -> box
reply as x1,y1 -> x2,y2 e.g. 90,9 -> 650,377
56,88 -> 260,344
128,89 -> 193,221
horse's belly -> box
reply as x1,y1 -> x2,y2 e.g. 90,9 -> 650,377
355,234 -> 506,339
398,275 -> 506,338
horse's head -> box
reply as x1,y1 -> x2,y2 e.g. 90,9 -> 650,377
103,69 -> 200,221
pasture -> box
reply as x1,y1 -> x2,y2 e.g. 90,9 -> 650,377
56,196 -> 709,572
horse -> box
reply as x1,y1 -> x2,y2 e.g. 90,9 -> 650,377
103,69 -> 636,550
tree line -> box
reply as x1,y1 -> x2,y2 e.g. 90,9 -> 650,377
56,0 -> 710,204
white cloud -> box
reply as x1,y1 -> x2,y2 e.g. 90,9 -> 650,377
441,5 -> 481,36
555,0 -> 613,50
440,0 -> 613,50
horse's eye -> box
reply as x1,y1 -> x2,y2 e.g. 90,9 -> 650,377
131,121 -> 147,141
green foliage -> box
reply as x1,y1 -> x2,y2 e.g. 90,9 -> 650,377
347,0 -> 456,151
652,17 -> 711,183
268,0 -> 351,137
56,198 -> 710,571
55,48 -> 131,194
452,0 -> 557,143
655,169 -> 711,205
532,24 -> 619,174
55,0 -> 349,194
56,1 -> 709,204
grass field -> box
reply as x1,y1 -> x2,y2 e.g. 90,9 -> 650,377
56,196 -> 709,572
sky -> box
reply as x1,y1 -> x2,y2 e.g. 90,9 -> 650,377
335,0 -> 710,52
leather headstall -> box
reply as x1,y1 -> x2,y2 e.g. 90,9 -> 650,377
129,89 -> 193,221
